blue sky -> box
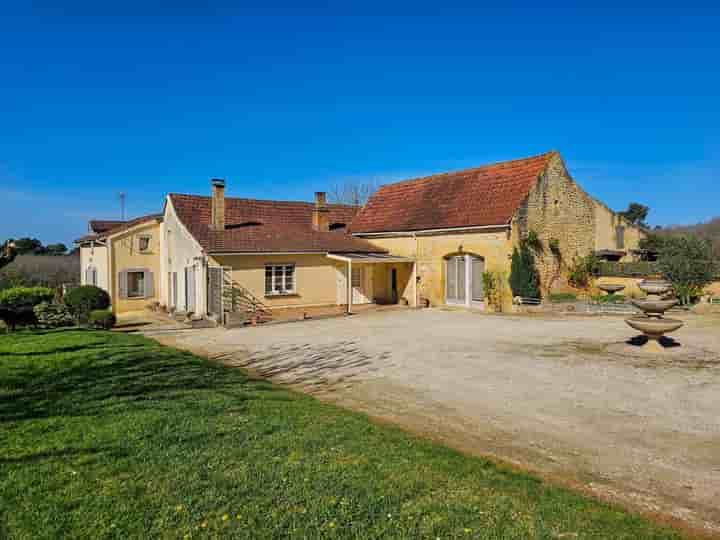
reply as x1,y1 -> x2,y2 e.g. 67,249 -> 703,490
1,2 -> 718,245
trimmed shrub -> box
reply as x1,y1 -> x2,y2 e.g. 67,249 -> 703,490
509,243 -> 540,299
592,293 -> 626,304
89,309 -> 116,330
33,302 -> 75,328
596,261 -> 660,278
548,292 -> 577,303
0,286 -> 54,331
64,285 -> 111,323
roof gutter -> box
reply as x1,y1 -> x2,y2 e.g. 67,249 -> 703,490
352,223 -> 510,238
209,250 -> 332,256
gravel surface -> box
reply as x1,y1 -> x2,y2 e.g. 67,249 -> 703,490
148,308 -> 720,536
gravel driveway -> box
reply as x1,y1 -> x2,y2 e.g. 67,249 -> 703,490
148,308 -> 720,536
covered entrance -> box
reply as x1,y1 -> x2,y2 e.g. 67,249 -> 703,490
445,254 -> 485,309
327,253 -> 416,314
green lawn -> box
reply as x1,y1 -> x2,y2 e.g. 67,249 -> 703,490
0,330 -> 683,539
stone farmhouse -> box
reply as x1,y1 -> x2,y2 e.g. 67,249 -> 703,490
75,151 -> 644,319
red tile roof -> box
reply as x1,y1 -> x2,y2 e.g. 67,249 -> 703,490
169,195 -> 386,254
75,214 -> 162,244
350,152 -> 556,234
89,220 -> 126,234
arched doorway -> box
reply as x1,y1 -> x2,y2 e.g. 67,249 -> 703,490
445,254 -> 485,308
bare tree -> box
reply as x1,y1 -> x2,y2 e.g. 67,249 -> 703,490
327,178 -> 379,206
0,240 -> 16,271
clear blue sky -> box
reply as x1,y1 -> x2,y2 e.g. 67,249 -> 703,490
1,2 -> 718,246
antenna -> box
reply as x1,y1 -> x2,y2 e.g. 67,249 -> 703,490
119,192 -> 126,221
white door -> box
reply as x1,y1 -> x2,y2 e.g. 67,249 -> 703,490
445,256 -> 466,304
185,266 -> 196,312
446,255 -> 485,308
352,266 -> 371,304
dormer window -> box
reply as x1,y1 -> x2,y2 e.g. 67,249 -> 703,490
225,221 -> 263,229
329,222 -> 347,231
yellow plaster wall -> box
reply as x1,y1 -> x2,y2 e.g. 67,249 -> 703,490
212,254 -> 345,309
366,230 -> 513,309
593,201 -> 644,259
109,222 -> 161,313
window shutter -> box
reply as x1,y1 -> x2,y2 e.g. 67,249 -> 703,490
119,270 -> 128,299
144,270 -> 155,298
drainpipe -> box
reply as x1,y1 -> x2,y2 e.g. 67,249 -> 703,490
346,259 -> 353,315
413,233 -> 419,308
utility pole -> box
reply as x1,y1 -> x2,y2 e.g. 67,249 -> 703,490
119,192 -> 126,221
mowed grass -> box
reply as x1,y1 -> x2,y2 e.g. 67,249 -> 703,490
0,330 -> 683,539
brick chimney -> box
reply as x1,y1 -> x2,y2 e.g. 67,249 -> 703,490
312,191 -> 329,232
210,178 -> 226,231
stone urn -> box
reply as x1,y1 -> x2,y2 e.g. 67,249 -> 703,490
625,279 -> 684,352
598,283 -> 625,295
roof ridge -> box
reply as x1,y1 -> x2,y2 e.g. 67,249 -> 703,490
375,151 -> 556,191
168,193 -> 359,209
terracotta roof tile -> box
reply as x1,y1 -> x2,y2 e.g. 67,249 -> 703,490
350,152 -> 555,233
89,220 -> 125,234
169,195 -> 385,254
75,214 -> 162,244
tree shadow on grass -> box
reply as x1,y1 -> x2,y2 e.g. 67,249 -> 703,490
0,331 -> 282,424
0,445 -> 128,465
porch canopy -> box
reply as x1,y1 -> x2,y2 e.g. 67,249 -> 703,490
326,252 -> 415,264
327,252 -> 417,313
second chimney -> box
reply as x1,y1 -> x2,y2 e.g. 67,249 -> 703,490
211,178 -> 226,231
312,191 -> 329,232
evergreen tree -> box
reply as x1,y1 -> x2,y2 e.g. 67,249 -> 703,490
509,242 -> 540,298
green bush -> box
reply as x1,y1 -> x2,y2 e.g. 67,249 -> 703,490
509,243 -> 540,299
592,293 -> 626,304
89,309 -> 116,330
568,254 -> 599,288
64,285 -> 111,322
548,292 -> 577,303
657,235 -> 716,305
0,286 -> 54,331
33,302 -> 75,328
596,261 -> 660,278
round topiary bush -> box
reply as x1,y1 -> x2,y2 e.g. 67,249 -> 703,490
89,309 -> 116,330
0,286 -> 54,331
64,285 -> 111,323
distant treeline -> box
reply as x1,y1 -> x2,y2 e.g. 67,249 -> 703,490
0,254 -> 80,291
656,217 -> 720,256
9,237 -> 76,256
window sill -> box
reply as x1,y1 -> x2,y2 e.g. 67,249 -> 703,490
264,293 -> 300,299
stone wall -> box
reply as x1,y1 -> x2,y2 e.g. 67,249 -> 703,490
593,200 -> 644,258
511,153 -> 596,294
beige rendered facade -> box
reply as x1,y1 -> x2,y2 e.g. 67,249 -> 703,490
79,242 -> 109,293
107,220 -> 162,314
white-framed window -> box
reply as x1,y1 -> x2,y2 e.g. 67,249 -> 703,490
265,264 -> 295,296
127,271 -> 146,298
138,234 -> 152,252
119,268 -> 154,299
85,266 -> 98,286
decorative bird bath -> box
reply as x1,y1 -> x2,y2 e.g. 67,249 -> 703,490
625,280 -> 684,353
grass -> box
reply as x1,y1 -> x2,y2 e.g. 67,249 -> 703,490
0,330 -> 684,539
